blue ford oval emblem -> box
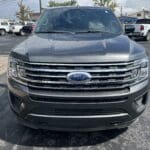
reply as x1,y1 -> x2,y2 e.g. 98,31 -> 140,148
67,72 -> 91,84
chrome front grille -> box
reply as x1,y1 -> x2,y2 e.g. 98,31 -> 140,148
17,61 -> 140,91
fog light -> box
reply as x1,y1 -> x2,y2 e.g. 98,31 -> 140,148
20,102 -> 26,111
134,96 -> 145,112
135,97 -> 143,106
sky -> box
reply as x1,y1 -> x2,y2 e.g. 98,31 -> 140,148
0,0 -> 150,19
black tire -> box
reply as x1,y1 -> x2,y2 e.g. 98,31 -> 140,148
0,29 -> 6,36
146,32 -> 150,41
20,30 -> 25,36
15,33 -> 19,36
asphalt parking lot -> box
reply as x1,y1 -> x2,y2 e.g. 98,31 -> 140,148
0,35 -> 150,150
0,35 -> 27,55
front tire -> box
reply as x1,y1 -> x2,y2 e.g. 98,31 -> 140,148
20,30 -> 25,36
146,32 -> 150,41
0,29 -> 6,36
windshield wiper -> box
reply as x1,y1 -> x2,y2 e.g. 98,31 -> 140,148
35,30 -> 118,35
75,30 -> 116,34
35,30 -> 75,34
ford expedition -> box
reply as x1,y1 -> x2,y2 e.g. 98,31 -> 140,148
8,7 -> 149,131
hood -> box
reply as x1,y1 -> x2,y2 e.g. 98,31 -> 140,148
12,33 -> 146,63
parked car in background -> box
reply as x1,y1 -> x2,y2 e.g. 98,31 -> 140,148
127,19 -> 150,41
10,22 -> 24,35
119,16 -> 137,36
8,22 -> 15,33
119,16 -> 137,25
22,22 -> 36,35
124,24 -> 135,35
0,19 -> 10,35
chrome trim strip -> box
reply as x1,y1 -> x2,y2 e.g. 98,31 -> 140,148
25,73 -> 67,78
28,89 -> 129,98
18,73 -> 136,85
27,84 -> 129,90
21,61 -> 134,66
19,65 -> 140,73
28,113 -> 129,119
25,72 -> 132,78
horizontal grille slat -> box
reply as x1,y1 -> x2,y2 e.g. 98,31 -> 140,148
25,71 -> 132,79
19,65 -> 140,73
21,61 -> 134,66
25,73 -> 66,79
17,61 -> 138,92
18,74 -> 136,85
27,83 -> 129,91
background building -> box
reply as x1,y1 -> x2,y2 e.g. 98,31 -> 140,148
128,10 -> 150,19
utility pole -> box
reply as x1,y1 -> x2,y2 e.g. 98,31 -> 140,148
143,9 -> 146,19
142,7 -> 146,19
39,0 -> 42,14
120,6 -> 123,17
76,0 -> 79,6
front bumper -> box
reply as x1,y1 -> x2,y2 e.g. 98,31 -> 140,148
8,78 -> 149,131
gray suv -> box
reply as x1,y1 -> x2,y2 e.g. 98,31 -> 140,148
8,7 -> 149,131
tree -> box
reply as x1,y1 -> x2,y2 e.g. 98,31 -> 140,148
93,0 -> 117,12
16,0 -> 32,23
48,0 -> 77,7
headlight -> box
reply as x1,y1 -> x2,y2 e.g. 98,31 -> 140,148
139,58 -> 149,79
134,58 -> 149,83
8,56 -> 18,78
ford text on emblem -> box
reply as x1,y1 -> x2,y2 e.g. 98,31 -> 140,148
67,72 -> 92,84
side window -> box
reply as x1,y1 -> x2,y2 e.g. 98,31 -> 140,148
1,22 -> 8,25
148,20 -> 150,24
145,19 -> 149,24
144,19 -> 148,24
144,20 -> 149,24
137,13 -> 141,17
9,23 -> 14,25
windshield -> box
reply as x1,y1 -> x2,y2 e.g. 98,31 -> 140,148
35,8 -> 123,34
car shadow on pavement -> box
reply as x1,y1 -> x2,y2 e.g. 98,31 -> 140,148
0,86 -> 127,148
